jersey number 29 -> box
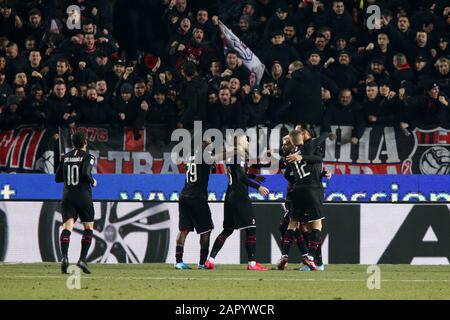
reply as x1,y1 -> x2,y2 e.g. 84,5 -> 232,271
186,162 -> 197,183
67,164 -> 80,186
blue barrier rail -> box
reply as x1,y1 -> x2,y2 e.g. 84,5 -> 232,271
1,174 -> 450,202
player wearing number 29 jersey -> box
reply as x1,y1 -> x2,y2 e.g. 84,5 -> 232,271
175,147 -> 215,270
179,154 -> 214,234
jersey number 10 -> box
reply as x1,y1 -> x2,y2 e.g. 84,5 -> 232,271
67,164 -> 80,186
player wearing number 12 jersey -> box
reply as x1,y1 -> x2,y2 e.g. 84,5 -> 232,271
55,131 -> 97,274
278,128 -> 327,271
175,141 -> 215,269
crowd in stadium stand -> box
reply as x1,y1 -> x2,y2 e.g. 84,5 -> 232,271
0,0 -> 449,144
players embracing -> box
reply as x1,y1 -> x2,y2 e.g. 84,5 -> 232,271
277,126 -> 329,271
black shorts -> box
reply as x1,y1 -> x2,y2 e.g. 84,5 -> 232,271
223,193 -> 255,230
290,187 -> 324,224
178,194 -> 214,234
61,197 -> 95,224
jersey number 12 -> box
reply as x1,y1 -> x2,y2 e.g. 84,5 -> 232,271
294,162 -> 310,179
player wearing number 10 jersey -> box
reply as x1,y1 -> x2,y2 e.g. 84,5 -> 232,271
55,131 -> 97,274
175,141 -> 215,270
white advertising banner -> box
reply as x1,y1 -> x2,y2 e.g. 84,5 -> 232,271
0,202 -> 449,265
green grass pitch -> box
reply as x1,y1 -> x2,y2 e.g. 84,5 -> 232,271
0,263 -> 449,300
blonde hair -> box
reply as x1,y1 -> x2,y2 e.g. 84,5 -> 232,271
435,57 -> 450,69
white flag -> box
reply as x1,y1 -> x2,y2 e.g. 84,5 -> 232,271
219,21 -> 266,85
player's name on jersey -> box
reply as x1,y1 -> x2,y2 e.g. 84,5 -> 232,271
64,157 -> 84,163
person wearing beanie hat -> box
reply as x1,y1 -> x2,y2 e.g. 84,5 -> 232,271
0,95 -> 22,130
6,94 -> 21,107
261,26 -> 299,71
120,82 -> 134,95
235,15 -> 259,52
113,81 -> 147,140
21,82 -> 46,125
414,79 -> 449,126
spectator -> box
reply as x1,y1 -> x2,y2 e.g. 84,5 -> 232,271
243,86 -> 269,127
25,8 -> 45,42
283,60 -> 323,126
113,82 -> 147,139
44,81 -> 77,138
434,57 -> 450,96
20,83 -> 46,125
322,88 -> 366,145
0,94 -> 21,130
0,71 -> 12,106
362,81 -> 397,126
391,53 -> 414,91
414,81 -> 449,126
210,87 -> 243,131
5,42 -> 26,80
326,50 -> 360,91
77,87 -> 116,124
222,51 -> 250,85
312,0 -> 353,40
412,55 -> 434,94
173,25 -> 215,74
261,30 -> 299,71
147,86 -> 176,125
178,61 -> 208,129
0,2 -> 23,43
262,2 -> 290,45
235,15 -> 259,52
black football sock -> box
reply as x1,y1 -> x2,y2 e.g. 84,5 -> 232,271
199,233 -> 210,265
245,228 -> 257,262
199,248 -> 209,265
281,229 -> 295,256
79,229 -> 93,262
175,245 -> 184,263
60,229 -> 71,259
210,229 -> 233,259
308,229 -> 322,258
315,241 -> 323,265
296,231 -> 309,256
279,216 -> 289,245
